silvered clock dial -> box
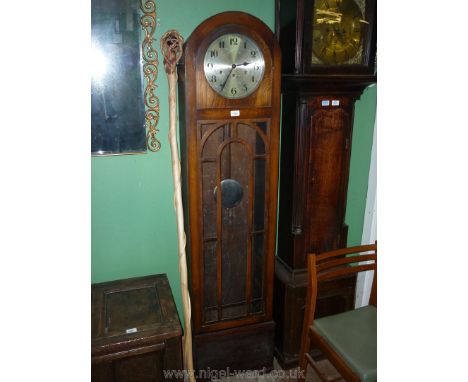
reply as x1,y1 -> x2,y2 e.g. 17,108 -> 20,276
203,33 -> 265,99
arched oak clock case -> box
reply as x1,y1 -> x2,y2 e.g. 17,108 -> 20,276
178,12 -> 281,372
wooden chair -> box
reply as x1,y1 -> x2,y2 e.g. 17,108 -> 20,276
298,242 -> 377,382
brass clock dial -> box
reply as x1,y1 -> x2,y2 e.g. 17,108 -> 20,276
203,33 -> 265,99
312,0 -> 366,65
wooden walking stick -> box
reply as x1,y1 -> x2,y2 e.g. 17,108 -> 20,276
160,30 -> 195,381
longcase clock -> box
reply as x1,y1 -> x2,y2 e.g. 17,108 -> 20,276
178,11 -> 281,373
273,0 -> 377,368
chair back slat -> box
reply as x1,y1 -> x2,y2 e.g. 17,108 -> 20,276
316,253 -> 376,272
317,263 -> 376,282
315,243 -> 376,261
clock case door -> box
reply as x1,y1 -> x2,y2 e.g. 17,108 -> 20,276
178,12 -> 281,339
275,0 -> 376,75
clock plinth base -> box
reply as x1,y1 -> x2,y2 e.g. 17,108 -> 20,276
193,321 -> 275,379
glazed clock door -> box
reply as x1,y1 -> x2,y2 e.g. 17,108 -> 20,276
199,119 -> 271,325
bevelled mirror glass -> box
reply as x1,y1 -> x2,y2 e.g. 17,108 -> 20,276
91,0 -> 153,155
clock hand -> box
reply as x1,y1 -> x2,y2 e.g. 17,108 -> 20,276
220,65 -> 236,91
234,61 -> 251,67
220,62 -> 252,91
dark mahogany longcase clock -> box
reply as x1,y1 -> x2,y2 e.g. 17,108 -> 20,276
273,0 -> 377,368
178,12 -> 281,373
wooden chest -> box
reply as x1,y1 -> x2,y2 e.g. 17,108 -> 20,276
92,274 -> 183,382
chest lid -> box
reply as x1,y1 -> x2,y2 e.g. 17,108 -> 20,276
91,274 -> 181,356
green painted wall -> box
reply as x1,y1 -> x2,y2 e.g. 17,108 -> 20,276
92,0 -> 376,320
345,84 -> 377,246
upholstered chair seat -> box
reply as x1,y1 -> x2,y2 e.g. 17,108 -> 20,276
312,305 -> 377,382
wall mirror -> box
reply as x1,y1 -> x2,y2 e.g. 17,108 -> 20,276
91,0 -> 159,155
